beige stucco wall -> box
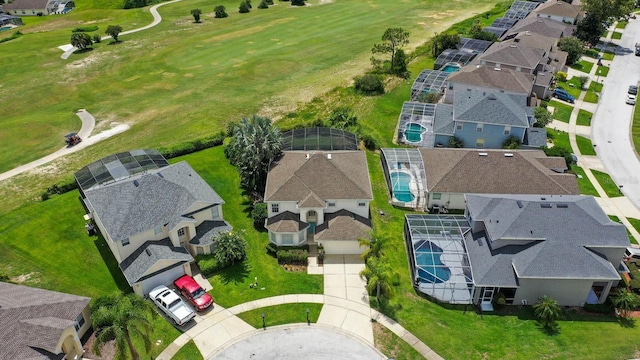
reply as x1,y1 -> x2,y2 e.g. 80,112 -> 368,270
515,278 -> 605,306
427,192 -> 466,211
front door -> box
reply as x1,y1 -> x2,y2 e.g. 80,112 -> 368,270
480,287 -> 495,312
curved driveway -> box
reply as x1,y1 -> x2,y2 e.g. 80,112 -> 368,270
592,19 -> 640,210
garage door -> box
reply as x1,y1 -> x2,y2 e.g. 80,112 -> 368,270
140,265 -> 186,296
322,241 -> 364,255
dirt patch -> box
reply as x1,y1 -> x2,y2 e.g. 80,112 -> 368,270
281,264 -> 307,272
372,322 -> 401,359
11,272 -> 39,284
83,330 -> 117,360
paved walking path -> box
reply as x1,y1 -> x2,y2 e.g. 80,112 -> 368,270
562,26 -> 640,244
59,0 -> 182,59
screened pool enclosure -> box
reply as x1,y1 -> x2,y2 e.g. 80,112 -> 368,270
380,148 -> 427,209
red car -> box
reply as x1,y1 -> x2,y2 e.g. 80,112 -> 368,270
173,275 -> 213,311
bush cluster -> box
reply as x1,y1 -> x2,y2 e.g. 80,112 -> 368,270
583,302 -> 613,314
251,202 -> 267,229
42,178 -> 78,201
276,249 -> 308,265
0,31 -> 23,44
72,26 -> 99,32
195,254 -> 223,276
354,74 -> 385,95
158,131 -> 225,159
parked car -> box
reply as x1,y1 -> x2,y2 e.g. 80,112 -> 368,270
629,85 -> 638,95
626,94 -> 636,105
625,247 -> 640,263
148,285 -> 196,326
173,275 -> 213,311
552,88 -> 575,103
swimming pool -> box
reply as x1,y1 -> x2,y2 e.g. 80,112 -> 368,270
415,240 -> 451,283
390,171 -> 415,203
441,62 -> 461,73
404,123 -> 426,143
0,27 -> 11,32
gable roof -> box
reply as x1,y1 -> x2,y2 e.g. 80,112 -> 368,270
453,90 -> 530,127
119,239 -> 194,285
508,32 -> 557,52
464,194 -> 629,284
264,151 -> 373,203
447,64 -> 534,95
3,0 -> 50,10
534,0 -> 582,18
479,42 -> 546,69
266,211 -> 308,232
418,149 -> 578,195
502,17 -> 573,39
0,282 -> 90,359
84,161 -> 224,241
433,103 -> 455,136
314,209 -> 372,241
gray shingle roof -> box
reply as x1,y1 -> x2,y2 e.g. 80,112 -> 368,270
453,90 -> 530,127
264,151 -> 373,202
524,127 -> 548,147
189,220 -> 232,246
314,209 -> 372,242
465,194 -> 629,284
0,282 -> 90,360
84,161 -> 224,241
433,103 -> 454,135
418,148 -> 578,195
266,211 -> 308,233
447,64 -> 535,95
119,239 -> 193,285
502,17 -> 573,40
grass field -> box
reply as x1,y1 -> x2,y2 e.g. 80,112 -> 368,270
577,109 -> 593,126
0,0 -> 500,216
570,59 -> 594,74
633,101 -> 640,153
549,100 -> 573,123
592,169 -> 623,198
576,135 -> 596,155
171,340 -> 203,360
612,31 -> 623,39
570,165 -> 599,197
235,303 -> 323,328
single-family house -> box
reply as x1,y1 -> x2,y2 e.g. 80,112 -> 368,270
380,148 -> 578,210
477,41 -> 547,75
533,0 -> 583,25
0,282 -> 92,360
76,149 -> 231,296
0,13 -> 23,26
444,64 -> 535,104
502,16 -> 574,40
264,150 -> 373,255
405,194 -> 630,308
3,0 -> 52,15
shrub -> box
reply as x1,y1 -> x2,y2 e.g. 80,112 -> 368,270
266,242 -> 278,257
584,302 -> 613,314
448,136 -> 464,148
317,245 -> 325,261
276,249 -> 308,265
360,133 -> 378,150
123,0 -> 148,9
252,202 -> 268,229
354,74 -> 384,95
266,0 -> 273,4
577,75 -> 589,90
327,107 -> 358,129
196,254 -> 223,276
72,26 -> 99,32
258,0 -> 268,8
291,0 -> 304,5
544,145 -> 573,167
0,31 -> 22,44
93,34 -> 101,43
239,1 -> 250,12
502,136 -> 521,149
158,131 -> 225,159
555,71 -> 567,82
534,106 -> 553,128
214,5 -> 228,18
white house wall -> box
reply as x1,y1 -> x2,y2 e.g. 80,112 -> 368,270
427,192 -> 466,211
321,240 -> 364,255
268,200 -> 369,223
334,199 -> 370,218
117,228 -> 165,262
299,207 -> 325,224
267,201 -> 299,217
588,247 -> 626,267
514,278 -> 602,306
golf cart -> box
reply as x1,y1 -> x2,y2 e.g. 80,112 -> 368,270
65,132 -> 82,147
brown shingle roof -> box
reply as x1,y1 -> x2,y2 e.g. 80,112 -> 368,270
503,17 -> 573,39
479,42 -> 546,69
534,1 -> 582,18
315,209 -> 372,241
265,151 -> 373,203
266,211 -> 308,232
0,282 -> 90,359
419,149 -> 578,195
448,64 -> 535,94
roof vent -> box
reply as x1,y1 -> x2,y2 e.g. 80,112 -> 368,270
479,152 -> 488,156
541,203 -> 552,208
517,200 -> 523,208
504,153 -> 514,157
509,44 -> 517,48
487,94 -> 497,100
157,173 -> 164,178
327,153 -> 332,160
540,197 -> 546,200
525,31 -> 531,36
494,67 -> 501,71
556,203 -> 568,208
133,180 -> 140,187
145,249 -> 152,256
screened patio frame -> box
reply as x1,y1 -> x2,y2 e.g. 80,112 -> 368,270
396,102 -> 437,148
504,9 -> 532,20
410,70 -> 449,101
280,127 -> 358,151
457,37 -> 493,54
510,0 -> 539,12
434,49 -> 477,70
405,214 -> 474,304
491,17 -> 519,29
380,148 -> 427,209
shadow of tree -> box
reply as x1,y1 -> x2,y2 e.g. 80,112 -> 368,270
617,316 -> 636,328
216,260 -> 251,285
73,47 -> 94,54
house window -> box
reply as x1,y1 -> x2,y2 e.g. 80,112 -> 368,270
178,228 -> 185,236
358,201 -> 366,207
432,193 -> 442,200
282,234 -> 294,246
476,124 -> 483,133
448,83 -> 453,90
270,232 -> 276,244
74,312 -> 85,331
271,203 -> 279,213
211,206 -> 219,219
154,226 -> 163,235
197,246 -> 204,255
122,238 -> 130,246
456,123 -> 463,131
328,202 -> 336,207
504,126 -> 511,135
476,138 -> 485,148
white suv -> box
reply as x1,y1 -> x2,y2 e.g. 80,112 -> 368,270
624,247 -> 640,263
148,285 -> 196,326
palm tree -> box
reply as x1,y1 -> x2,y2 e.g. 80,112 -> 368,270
70,32 -> 93,50
612,288 -> 640,318
225,115 -> 282,194
91,293 -> 157,360
359,256 -> 396,300
105,25 -> 123,42
533,295 -> 562,329
358,232 -> 396,261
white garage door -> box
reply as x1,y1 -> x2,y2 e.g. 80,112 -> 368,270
322,241 -> 364,255
140,265 -> 186,296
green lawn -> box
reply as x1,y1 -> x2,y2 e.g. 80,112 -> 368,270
557,78 -> 583,98
597,65 -> 610,77
549,100 -> 574,123
374,321 -> 426,360
612,31 -> 623,39
589,81 -> 604,93
547,128 -> 570,150
235,303 -> 323,328
633,98 -> 640,154
577,109 -> 593,126
576,135 -> 596,155
616,21 -> 628,29
570,59 -> 594,73
173,147 -> 323,306
627,218 -> 640,244
570,165 -> 599,197
583,91 -> 599,103
171,340 -> 203,360
591,169 -> 623,197
602,52 -> 615,61
0,0 -> 500,216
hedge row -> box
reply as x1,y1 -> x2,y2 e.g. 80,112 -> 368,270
0,31 -> 23,44
72,26 -> 99,32
158,131 -> 226,159
276,249 -> 308,265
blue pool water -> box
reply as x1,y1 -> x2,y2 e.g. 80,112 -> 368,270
0,27 -> 11,32
441,62 -> 461,73
390,172 -> 415,203
404,123 -> 425,143
415,241 -> 451,283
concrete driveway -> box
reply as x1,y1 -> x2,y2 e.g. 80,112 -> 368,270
592,19 -> 640,210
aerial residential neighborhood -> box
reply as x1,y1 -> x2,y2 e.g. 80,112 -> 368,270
2,0 -> 640,359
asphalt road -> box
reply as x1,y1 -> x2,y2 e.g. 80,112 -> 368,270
592,19 -> 640,210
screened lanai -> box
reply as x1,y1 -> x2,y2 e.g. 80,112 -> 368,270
404,214 -> 474,304
280,127 -> 358,151
396,102 -> 436,147
434,49 -> 477,70
491,17 -> 519,29
457,38 -> 493,54
504,9 -> 531,20
380,148 -> 427,209
510,0 -> 539,12
410,70 -> 449,101
74,149 -> 169,192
